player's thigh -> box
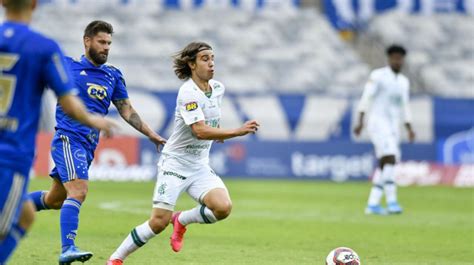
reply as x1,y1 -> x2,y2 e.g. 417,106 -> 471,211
152,167 -> 189,212
187,167 -> 230,206
50,134 -> 91,184
369,130 -> 396,159
0,168 -> 29,237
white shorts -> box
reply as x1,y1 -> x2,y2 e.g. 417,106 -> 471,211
152,155 -> 228,211
368,131 -> 401,160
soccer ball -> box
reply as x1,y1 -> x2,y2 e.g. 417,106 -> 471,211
326,247 -> 361,265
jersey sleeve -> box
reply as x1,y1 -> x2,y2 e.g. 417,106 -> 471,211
357,70 -> 380,113
42,41 -> 75,97
402,79 -> 412,123
178,89 -> 205,125
111,67 -> 129,101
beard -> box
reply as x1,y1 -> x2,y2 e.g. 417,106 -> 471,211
89,47 -> 108,65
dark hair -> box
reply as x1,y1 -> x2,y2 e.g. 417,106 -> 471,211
173,42 -> 212,80
386,44 -> 407,56
83,20 -> 114,38
2,0 -> 32,11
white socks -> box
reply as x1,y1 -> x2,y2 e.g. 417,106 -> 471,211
368,164 -> 398,206
367,168 -> 384,206
110,221 -> 156,261
382,164 -> 397,204
179,205 -> 217,225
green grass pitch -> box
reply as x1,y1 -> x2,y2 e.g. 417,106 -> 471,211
10,178 -> 473,265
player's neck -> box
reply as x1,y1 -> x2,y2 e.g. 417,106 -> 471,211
389,66 -> 401,74
6,11 -> 32,24
191,76 -> 210,92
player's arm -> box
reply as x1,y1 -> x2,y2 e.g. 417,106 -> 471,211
354,74 -> 378,136
59,95 -> 116,137
402,83 -> 415,142
179,91 -> 258,140
190,120 -> 259,141
113,98 -> 166,148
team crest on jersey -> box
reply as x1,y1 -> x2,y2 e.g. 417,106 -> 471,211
185,102 -> 198,111
87,83 -> 108,100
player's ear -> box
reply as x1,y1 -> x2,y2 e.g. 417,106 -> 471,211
83,36 -> 91,48
188,61 -> 196,71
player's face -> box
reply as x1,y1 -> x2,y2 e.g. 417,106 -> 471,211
388,53 -> 404,73
85,32 -> 112,65
191,49 -> 214,81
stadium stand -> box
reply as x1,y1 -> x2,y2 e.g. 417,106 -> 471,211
366,12 -> 474,98
17,1 -> 370,95
1,0 -> 471,98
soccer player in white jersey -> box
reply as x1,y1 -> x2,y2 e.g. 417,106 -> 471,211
354,45 -> 415,215
107,42 -> 260,265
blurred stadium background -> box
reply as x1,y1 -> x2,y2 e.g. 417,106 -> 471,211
1,0 -> 473,264
16,0 -> 471,186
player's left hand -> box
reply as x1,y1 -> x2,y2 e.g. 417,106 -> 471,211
149,134 -> 167,152
408,129 -> 416,143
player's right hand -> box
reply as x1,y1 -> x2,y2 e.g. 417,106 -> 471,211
238,120 -> 260,136
89,115 -> 118,138
353,124 -> 363,137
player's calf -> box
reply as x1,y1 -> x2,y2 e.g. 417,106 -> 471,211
30,190 -> 66,210
109,219 -> 159,262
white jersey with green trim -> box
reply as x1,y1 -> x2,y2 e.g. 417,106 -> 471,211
357,66 -> 412,135
161,79 -> 225,169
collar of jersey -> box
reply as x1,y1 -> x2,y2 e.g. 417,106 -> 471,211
190,79 -> 213,98
3,21 -> 29,28
80,55 -> 105,69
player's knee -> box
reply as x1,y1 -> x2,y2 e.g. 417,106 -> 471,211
148,216 -> 170,234
67,187 -> 88,202
212,201 -> 232,220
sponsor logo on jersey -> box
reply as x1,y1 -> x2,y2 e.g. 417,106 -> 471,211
185,101 -> 198,111
0,117 -> 18,132
87,83 -> 108,100
73,149 -> 87,162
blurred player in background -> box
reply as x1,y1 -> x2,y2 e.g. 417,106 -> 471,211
0,1 -> 116,264
354,44 -> 415,215
27,20 -> 166,264
107,42 -> 260,265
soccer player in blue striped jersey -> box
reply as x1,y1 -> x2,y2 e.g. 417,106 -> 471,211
0,0 -> 116,264
28,20 -> 167,264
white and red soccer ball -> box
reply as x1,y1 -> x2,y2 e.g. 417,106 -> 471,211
326,247 -> 361,265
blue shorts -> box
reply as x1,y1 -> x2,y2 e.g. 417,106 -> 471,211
0,167 -> 29,238
49,132 -> 94,183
